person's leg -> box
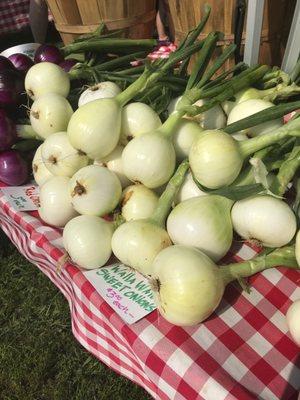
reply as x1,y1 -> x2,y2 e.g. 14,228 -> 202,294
29,0 -> 48,43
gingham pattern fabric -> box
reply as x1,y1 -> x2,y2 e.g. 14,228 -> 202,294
0,184 -> 299,400
0,0 -> 30,34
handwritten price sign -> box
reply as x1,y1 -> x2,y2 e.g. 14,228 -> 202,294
0,185 -> 39,211
83,264 -> 156,324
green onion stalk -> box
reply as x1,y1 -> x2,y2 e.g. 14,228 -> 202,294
270,141 -> 300,197
62,38 -> 158,56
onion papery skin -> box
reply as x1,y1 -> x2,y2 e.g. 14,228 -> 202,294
63,215 -> 113,269
173,120 -> 203,161
30,93 -> 73,139
175,172 -> 206,204
78,81 -> 121,107
34,44 -> 64,65
191,99 -> 226,130
122,132 -> 176,189
25,62 -> 70,100
227,99 -> 283,137
0,109 -> 17,151
189,129 -> 243,189
152,245 -> 225,326
41,132 -> 90,177
296,231 -> 300,266
167,195 -> 233,261
94,144 -> 131,188
121,184 -> 159,221
38,176 -> 78,227
111,220 -> 172,275
0,150 -> 29,186
231,195 -> 297,247
120,102 -> 162,145
69,165 -> 122,216
67,98 -> 122,160
32,144 -> 54,186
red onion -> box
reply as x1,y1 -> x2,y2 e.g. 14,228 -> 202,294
59,58 -> 77,72
34,44 -> 63,65
0,109 -> 17,151
0,55 -> 15,72
8,53 -> 34,73
0,150 -> 29,185
0,70 -> 24,108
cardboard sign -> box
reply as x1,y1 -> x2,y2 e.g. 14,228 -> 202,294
0,185 -> 39,211
83,263 -> 157,324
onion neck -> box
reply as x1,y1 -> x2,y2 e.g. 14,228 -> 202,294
149,160 -> 189,227
221,245 -> 298,285
239,117 -> 300,159
158,110 -> 186,138
115,69 -> 152,107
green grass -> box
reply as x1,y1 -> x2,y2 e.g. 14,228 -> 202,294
0,229 -> 152,400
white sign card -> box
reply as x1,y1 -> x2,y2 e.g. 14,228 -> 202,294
83,263 -> 157,324
0,185 -> 39,211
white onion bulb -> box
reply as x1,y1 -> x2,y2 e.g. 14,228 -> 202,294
69,165 -> 122,216
231,195 -> 297,247
152,245 -> 225,326
173,119 -> 203,161
63,215 -> 113,269
94,144 -> 131,188
30,93 -> 73,139
25,62 -> 70,100
111,220 -> 171,275
175,172 -> 206,204
286,299 -> 300,346
122,132 -> 176,188
38,176 -> 78,227
67,98 -> 121,160
296,230 -> 300,266
41,132 -> 90,177
121,184 -> 159,221
78,81 -> 121,107
32,144 -> 54,186
167,195 -> 233,261
168,96 -> 226,130
191,99 -> 226,130
227,99 -> 283,137
120,102 -> 162,145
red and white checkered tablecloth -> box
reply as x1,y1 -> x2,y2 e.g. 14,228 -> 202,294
0,0 -> 30,34
0,183 -> 299,400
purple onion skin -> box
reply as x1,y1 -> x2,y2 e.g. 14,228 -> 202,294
8,53 -> 34,74
0,109 -> 17,151
0,70 -> 24,109
0,150 -> 29,186
0,55 -> 15,72
34,44 -> 64,65
59,58 -> 77,72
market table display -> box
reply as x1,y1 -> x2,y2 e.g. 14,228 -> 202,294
1,182 -> 299,400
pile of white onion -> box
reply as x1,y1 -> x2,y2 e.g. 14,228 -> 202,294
25,60 -> 300,333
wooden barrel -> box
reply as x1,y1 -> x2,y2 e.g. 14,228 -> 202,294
167,0 -> 296,71
46,0 -> 157,44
